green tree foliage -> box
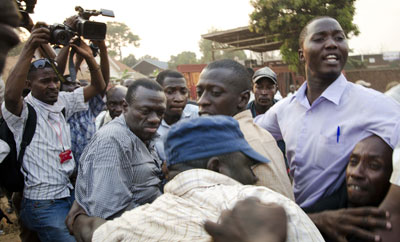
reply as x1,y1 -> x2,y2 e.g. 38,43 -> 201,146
249,0 -> 359,72
199,28 -> 247,63
168,51 -> 198,69
106,22 -> 140,61
122,54 -> 138,68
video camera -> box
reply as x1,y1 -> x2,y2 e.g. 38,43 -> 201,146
48,6 -> 114,45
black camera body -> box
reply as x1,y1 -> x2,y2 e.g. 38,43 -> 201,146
47,6 -> 115,45
48,24 -> 75,46
74,6 -> 114,41
75,20 -> 107,41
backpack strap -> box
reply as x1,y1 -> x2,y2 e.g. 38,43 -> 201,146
17,103 -> 37,165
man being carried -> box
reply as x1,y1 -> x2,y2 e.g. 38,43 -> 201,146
70,116 -> 324,242
3,23 -> 105,241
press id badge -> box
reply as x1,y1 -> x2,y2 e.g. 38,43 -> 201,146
59,149 -> 72,164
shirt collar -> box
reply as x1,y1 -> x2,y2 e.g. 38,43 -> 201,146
26,93 -> 64,121
233,109 -> 252,121
164,169 -> 241,197
293,74 -> 348,107
160,106 -> 195,129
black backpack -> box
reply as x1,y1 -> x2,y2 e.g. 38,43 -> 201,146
0,104 -> 37,192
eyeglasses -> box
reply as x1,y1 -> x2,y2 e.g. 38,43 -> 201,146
29,58 -> 58,72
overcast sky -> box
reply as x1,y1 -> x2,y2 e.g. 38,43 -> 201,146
29,0 -> 400,61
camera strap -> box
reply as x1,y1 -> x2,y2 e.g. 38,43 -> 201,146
39,45 -> 67,84
69,48 -> 78,82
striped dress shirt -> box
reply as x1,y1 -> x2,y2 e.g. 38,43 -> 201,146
2,88 -> 88,200
93,169 -> 324,242
75,115 -> 163,219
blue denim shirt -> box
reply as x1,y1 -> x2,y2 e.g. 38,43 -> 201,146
68,95 -> 105,164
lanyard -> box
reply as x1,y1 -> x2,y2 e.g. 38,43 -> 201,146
47,119 -> 65,151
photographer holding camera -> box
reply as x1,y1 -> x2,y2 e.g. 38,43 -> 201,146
2,21 -> 105,242
56,15 -> 110,166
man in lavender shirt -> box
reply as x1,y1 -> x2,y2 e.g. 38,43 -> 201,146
255,16 -> 399,241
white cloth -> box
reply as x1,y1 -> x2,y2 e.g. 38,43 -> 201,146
95,110 -> 112,130
390,144 -> 400,186
93,169 -> 324,242
0,139 -> 10,164
2,87 -> 88,199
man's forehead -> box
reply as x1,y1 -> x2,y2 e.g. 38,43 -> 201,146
353,135 -> 392,157
255,77 -> 275,85
135,87 -> 165,102
30,67 -> 57,79
307,17 -> 344,36
108,90 -> 127,101
198,68 -> 234,87
163,77 -> 187,88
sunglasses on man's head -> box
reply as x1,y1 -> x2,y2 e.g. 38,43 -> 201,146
29,58 -> 58,72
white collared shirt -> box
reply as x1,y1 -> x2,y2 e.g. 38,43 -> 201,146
2,87 -> 88,199
155,104 -> 199,161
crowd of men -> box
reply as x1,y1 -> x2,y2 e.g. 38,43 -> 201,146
0,1 -> 400,242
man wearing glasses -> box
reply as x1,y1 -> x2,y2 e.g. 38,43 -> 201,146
2,24 -> 105,242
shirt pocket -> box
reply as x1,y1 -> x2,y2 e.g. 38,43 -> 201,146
315,132 -> 347,170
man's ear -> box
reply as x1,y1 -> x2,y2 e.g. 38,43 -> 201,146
238,90 -> 250,110
26,79 -> 32,89
206,157 -> 221,172
298,48 -> 305,62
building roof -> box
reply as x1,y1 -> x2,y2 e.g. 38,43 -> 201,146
201,26 -> 282,53
132,59 -> 168,70
131,59 -> 169,76
108,57 -> 146,79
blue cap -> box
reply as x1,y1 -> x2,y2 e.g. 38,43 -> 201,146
165,115 -> 270,166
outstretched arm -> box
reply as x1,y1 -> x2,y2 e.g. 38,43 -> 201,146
92,40 -> 109,95
4,24 -> 50,115
70,40 -> 105,102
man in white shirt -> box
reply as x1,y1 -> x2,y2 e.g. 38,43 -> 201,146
2,24 -> 105,241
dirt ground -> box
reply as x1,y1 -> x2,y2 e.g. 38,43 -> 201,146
0,196 -> 20,242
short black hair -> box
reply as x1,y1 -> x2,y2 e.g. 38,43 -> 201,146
168,152 -> 242,171
106,85 -> 128,100
126,78 -> 163,105
204,59 -> 252,93
299,16 -> 335,49
155,70 -> 185,86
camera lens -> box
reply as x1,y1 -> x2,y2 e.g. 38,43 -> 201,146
52,28 -> 72,46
